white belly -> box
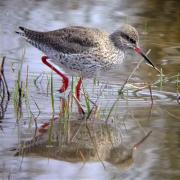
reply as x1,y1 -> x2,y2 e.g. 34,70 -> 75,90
45,47 -> 125,78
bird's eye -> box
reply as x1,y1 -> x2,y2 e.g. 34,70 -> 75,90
121,32 -> 136,44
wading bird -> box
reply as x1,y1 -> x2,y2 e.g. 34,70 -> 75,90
16,24 -> 159,101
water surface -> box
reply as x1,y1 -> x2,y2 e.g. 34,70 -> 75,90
0,0 -> 179,179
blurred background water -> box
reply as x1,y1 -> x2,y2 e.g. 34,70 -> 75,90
0,0 -> 179,179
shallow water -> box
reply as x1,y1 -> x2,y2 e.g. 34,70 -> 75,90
0,0 -> 180,179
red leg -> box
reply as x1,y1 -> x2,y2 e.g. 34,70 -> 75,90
41,56 -> 69,93
75,78 -> 84,114
76,77 -> 82,101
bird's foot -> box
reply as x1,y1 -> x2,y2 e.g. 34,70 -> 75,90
78,104 -> 85,115
58,77 -> 69,93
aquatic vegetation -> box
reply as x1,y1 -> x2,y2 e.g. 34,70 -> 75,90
12,50 -> 25,121
48,72 -> 55,144
15,115 -> 152,168
4,48 -> 178,170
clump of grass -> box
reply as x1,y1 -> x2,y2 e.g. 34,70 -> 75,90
12,49 -> 42,128
23,65 -> 41,133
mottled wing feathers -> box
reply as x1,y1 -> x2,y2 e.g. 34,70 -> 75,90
17,26 -> 106,54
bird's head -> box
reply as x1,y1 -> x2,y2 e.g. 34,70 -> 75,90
110,24 -> 159,72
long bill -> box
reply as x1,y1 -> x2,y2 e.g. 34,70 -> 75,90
134,47 -> 160,73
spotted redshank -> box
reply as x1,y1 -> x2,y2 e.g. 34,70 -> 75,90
16,24 -> 159,100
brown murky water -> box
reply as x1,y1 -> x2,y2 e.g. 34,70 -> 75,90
0,0 -> 179,179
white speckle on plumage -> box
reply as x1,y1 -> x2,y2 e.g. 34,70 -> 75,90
16,24 -> 153,78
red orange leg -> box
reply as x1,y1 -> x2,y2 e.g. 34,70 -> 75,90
41,56 -> 69,93
75,77 -> 84,114
76,77 -> 82,101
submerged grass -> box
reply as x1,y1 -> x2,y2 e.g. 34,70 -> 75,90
153,71 -> 179,87
8,46 -> 179,167
105,49 -> 152,123
10,48 -> 179,129
48,72 -> 55,145
159,68 -> 163,89
82,83 -> 91,114
13,49 -> 25,121
33,73 -> 44,88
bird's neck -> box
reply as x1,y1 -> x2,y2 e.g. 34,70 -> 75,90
109,30 -> 126,51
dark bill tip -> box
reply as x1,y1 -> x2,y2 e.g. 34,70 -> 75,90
134,47 -> 160,73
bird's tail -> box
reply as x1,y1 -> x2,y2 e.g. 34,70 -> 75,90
15,26 -> 27,37
15,26 -> 49,53
15,26 -> 40,39
15,26 -> 45,51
